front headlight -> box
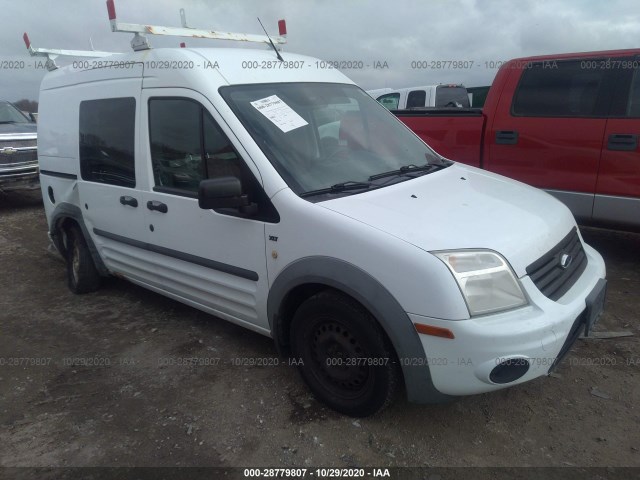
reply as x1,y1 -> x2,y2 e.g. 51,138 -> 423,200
434,250 -> 527,316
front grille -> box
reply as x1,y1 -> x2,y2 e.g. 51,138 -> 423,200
0,139 -> 37,149
526,227 -> 587,301
0,149 -> 37,166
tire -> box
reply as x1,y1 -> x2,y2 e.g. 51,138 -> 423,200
290,291 -> 399,417
65,224 -> 101,294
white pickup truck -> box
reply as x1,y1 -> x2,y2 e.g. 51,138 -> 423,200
0,101 -> 38,193
368,84 -> 470,110
34,1 -> 606,416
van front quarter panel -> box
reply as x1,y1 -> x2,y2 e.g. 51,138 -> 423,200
267,256 -> 455,404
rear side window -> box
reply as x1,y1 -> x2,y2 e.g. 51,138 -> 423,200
79,98 -> 136,187
376,93 -> 400,110
436,85 -> 471,108
512,60 -> 608,117
406,90 -> 426,109
436,86 -> 470,108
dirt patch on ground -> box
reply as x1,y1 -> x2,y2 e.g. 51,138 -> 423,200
0,190 -> 638,472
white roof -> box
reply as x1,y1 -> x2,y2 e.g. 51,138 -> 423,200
41,47 -> 356,91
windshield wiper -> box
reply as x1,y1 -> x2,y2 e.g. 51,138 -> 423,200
368,163 -> 443,181
0,121 -> 19,124
300,181 -> 371,198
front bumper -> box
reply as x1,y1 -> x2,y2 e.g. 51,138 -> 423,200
0,165 -> 39,192
410,243 -> 606,396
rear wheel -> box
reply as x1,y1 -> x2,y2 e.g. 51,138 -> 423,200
65,224 -> 101,294
290,291 -> 399,417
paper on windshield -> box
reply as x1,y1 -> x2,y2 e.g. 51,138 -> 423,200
250,95 -> 308,133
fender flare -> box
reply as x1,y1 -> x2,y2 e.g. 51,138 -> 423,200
49,202 -> 109,276
267,256 -> 454,404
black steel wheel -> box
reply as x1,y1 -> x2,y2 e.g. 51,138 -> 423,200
65,224 -> 101,294
290,291 -> 399,417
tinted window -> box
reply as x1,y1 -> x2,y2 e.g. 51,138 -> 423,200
79,98 -> 136,187
406,90 -> 426,108
436,86 -> 470,108
149,97 -> 278,221
467,86 -> 489,108
149,98 -> 250,193
377,93 -> 400,110
149,99 -> 204,192
203,113 -> 243,180
512,60 -> 608,117
627,67 -> 640,117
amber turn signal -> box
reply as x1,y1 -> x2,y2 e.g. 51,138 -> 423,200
414,323 -> 455,339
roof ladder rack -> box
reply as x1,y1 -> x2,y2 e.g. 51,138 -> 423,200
23,32 -> 117,71
106,0 -> 286,52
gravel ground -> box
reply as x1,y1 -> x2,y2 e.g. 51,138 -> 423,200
0,190 -> 638,475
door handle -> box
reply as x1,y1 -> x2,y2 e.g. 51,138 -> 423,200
119,196 -> 138,207
495,130 -> 519,145
147,200 -> 168,213
607,134 -> 638,151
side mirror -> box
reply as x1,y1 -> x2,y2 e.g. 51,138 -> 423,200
198,177 -> 249,210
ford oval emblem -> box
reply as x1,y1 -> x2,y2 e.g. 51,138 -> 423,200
560,253 -> 573,269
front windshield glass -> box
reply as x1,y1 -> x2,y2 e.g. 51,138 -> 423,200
0,102 -> 30,124
219,83 -> 445,196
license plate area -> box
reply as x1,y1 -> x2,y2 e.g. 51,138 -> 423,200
584,278 -> 607,337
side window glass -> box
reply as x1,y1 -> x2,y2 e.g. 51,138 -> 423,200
203,112 -> 243,181
376,93 -> 400,110
149,99 -> 204,192
406,90 -> 426,109
512,60 -> 607,117
148,97 -> 279,222
79,97 -> 136,187
627,67 -> 640,117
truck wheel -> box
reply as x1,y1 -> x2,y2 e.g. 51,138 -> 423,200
65,225 -> 101,294
290,291 -> 399,417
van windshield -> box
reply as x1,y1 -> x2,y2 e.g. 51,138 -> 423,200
220,83 -> 446,197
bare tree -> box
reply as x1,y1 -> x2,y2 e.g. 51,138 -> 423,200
13,99 -> 39,113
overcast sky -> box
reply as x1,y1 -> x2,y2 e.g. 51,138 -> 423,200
2,0 -> 640,102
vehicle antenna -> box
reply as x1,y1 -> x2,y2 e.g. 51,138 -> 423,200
257,17 -> 283,62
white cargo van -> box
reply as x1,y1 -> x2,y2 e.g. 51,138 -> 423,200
35,2 -> 606,416
368,84 -> 470,110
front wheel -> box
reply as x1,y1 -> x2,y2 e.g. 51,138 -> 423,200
290,291 -> 399,417
65,224 -> 101,294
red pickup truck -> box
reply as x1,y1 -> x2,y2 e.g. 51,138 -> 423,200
394,49 -> 640,230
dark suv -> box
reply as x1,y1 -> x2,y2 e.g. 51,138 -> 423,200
0,101 -> 38,192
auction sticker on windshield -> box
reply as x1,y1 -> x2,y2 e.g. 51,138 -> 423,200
250,95 -> 308,132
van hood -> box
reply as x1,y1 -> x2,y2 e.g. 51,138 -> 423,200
320,164 -> 576,277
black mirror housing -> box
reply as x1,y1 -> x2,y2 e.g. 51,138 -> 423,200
198,177 -> 249,210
